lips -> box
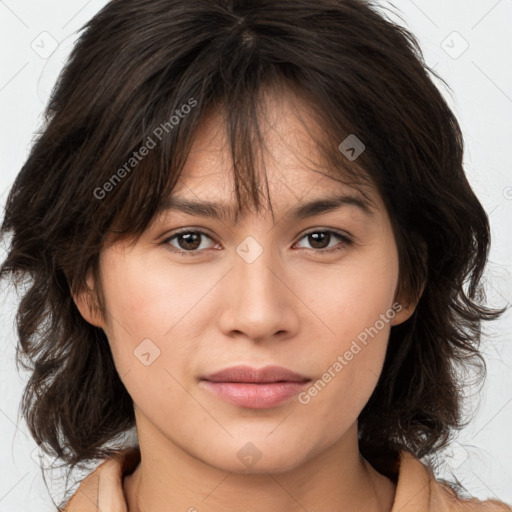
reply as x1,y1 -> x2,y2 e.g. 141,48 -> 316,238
199,365 -> 312,409
201,364 -> 311,384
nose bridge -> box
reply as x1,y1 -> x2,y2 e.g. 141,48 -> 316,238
234,232 -> 281,303
218,232 -> 296,340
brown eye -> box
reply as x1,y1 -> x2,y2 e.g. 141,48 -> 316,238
164,230 -> 216,256
175,232 -> 202,251
307,232 -> 331,249
295,230 -> 352,253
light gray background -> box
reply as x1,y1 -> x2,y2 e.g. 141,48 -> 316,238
1,0 -> 511,510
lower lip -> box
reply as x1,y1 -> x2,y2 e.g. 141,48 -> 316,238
200,380 -> 310,409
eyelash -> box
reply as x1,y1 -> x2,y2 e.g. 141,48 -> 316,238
162,229 -> 353,257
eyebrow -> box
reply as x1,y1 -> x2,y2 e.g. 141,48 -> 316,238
158,193 -> 375,223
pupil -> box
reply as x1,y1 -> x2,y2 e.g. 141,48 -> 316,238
180,233 -> 201,250
310,232 -> 329,249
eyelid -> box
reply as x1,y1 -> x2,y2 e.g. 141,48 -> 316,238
298,227 -> 353,242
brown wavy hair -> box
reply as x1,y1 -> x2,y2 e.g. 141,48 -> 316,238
0,0 -> 506,502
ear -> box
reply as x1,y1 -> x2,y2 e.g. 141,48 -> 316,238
71,269 -> 105,329
390,279 -> 426,326
391,234 -> 428,326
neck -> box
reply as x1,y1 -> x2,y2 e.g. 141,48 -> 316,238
123,414 -> 395,512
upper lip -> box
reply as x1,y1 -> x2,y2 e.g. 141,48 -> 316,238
201,365 -> 311,383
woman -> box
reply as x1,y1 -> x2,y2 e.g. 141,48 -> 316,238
1,0 -> 510,510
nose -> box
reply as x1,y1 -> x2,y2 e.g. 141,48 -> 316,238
217,238 -> 299,343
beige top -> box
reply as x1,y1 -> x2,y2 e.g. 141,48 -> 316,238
62,447 -> 511,511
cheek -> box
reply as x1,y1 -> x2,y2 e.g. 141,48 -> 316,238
298,295 -> 395,439
99,259 -> 200,419
296,243 -> 399,416
99,250 -> 236,414
299,242 -> 399,345
101,250 -> 214,342
97,252 -> 190,377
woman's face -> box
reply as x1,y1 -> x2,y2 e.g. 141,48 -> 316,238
77,92 -> 416,474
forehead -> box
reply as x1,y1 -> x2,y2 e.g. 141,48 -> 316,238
170,90 -> 380,218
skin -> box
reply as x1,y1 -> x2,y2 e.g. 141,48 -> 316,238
74,90 -> 420,512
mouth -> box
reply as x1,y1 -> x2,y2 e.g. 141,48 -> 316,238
199,365 -> 312,409
201,364 -> 311,383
